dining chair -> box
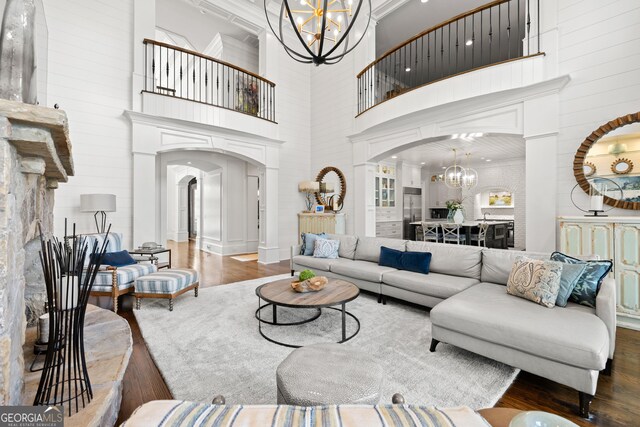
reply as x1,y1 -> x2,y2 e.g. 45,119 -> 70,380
469,222 -> 489,247
421,222 -> 441,243
441,223 -> 466,245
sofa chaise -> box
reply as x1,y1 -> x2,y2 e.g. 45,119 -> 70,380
290,234 -> 615,417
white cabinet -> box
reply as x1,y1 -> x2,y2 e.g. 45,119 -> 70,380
559,217 -> 640,329
402,163 -> 422,188
376,221 -> 402,238
375,163 -> 396,208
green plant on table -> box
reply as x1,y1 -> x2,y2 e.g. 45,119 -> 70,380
299,269 -> 316,281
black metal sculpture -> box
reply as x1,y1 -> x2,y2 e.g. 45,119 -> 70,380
33,221 -> 110,416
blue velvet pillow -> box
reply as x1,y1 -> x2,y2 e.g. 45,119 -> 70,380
550,252 -> 612,308
379,246 -> 432,274
98,250 -> 137,267
554,262 -> 587,307
301,233 -> 327,256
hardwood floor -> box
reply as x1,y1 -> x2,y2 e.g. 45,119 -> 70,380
116,241 -> 639,426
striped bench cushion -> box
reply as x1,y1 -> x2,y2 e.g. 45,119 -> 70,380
135,269 -> 199,294
124,401 -> 488,427
92,263 -> 158,292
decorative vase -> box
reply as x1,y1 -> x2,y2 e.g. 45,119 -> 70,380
453,209 -> 464,224
0,0 -> 37,104
447,209 -> 455,222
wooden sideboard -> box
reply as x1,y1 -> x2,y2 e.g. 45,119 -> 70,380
298,213 -> 346,242
559,216 -> 640,330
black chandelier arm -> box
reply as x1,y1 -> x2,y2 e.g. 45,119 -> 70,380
324,0 -> 372,62
315,0 -> 329,60
264,0 -> 313,63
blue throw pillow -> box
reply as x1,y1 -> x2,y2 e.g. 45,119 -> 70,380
379,246 -> 432,274
301,233 -> 327,256
550,252 -> 612,308
554,262 -> 587,307
98,250 -> 137,267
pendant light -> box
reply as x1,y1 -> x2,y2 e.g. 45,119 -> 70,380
264,0 -> 372,65
462,152 -> 478,190
444,149 -> 465,189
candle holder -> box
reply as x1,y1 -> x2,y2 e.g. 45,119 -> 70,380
570,177 -> 623,217
33,221 -> 110,416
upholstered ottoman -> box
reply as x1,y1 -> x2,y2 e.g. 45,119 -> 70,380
276,343 -> 384,406
134,268 -> 199,311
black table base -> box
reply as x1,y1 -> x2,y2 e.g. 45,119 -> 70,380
255,301 -> 361,348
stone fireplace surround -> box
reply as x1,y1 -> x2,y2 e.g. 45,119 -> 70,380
0,99 -> 73,404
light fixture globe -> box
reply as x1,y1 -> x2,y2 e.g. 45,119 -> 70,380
265,0 -> 372,65
462,167 -> 478,189
444,164 -> 465,189
444,149 -> 465,189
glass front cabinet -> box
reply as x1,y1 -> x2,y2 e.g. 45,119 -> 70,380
375,164 -> 396,208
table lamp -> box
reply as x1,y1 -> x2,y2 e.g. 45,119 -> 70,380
80,194 -> 116,233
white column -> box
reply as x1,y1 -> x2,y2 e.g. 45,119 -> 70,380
523,92 -> 560,253
354,162 -> 377,237
525,134 -> 557,252
258,166 -> 280,264
132,152 -> 157,247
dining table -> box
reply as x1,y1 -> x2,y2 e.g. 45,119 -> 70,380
409,219 -> 510,248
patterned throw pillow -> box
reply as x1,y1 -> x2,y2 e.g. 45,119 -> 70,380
550,252 -> 613,308
506,256 -> 563,308
300,233 -> 327,256
313,239 -> 340,259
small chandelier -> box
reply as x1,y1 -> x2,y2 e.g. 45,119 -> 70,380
461,152 -> 478,190
445,149 -> 465,189
264,0 -> 372,65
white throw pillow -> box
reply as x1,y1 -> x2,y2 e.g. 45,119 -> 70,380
313,239 -> 340,259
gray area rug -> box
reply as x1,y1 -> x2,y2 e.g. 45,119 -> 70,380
134,274 -> 519,408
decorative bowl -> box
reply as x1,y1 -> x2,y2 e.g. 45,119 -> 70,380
291,276 -> 328,293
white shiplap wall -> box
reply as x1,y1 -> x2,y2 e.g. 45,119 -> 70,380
276,50 -> 312,259
45,0 -> 135,242
556,0 -> 640,216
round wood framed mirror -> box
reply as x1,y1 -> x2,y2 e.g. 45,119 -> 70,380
611,158 -> 633,175
315,166 -> 347,209
573,112 -> 640,210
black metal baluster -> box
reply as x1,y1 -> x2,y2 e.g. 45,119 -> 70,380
415,40 -> 419,87
507,0 -> 512,59
440,27 -> 444,78
165,48 -> 170,92
499,4 -> 502,62
456,20 -> 460,73
481,10 -> 484,66
489,7 -> 493,62
144,43 -> 147,92
471,14 -> 475,68
427,32 -> 431,83
527,0 -> 531,55
227,67 -> 230,109
537,0 -> 541,53
448,24 -> 451,77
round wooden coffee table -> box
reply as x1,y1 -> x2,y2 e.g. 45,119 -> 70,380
255,278 -> 360,348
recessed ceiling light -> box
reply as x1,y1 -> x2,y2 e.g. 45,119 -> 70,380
187,161 -> 192,165
405,67 -> 411,72
421,162 -> 426,165
391,155 -> 398,159
465,39 -> 473,46
421,0 -> 429,3
486,159 -> 492,162
441,166 -> 446,169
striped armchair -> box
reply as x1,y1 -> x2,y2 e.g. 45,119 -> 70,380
83,233 -> 157,312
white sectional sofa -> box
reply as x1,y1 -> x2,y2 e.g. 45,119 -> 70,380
290,234 -> 616,418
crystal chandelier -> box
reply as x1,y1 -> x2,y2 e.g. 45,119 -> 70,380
264,0 -> 372,65
444,149 -> 465,189
461,152 -> 478,190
